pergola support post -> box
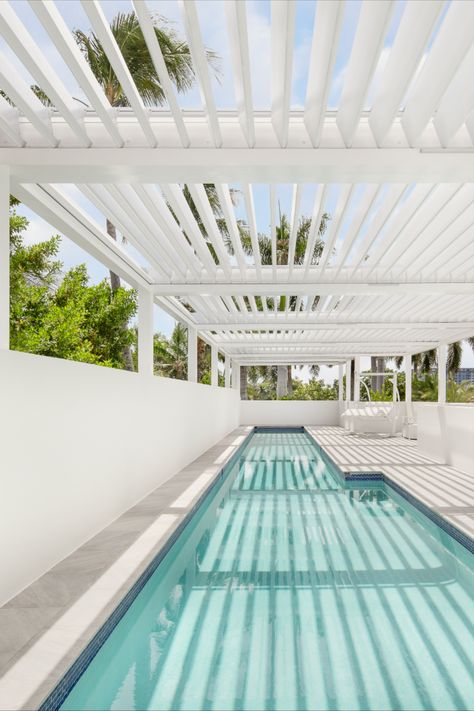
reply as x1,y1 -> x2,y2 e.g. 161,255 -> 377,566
405,353 -> 412,404
232,360 -> 240,391
211,344 -> 218,387
137,288 -> 154,376
438,343 -> 447,404
346,359 -> 352,404
353,356 -> 360,402
0,166 -> 9,350
338,364 -> 343,402
225,354 -> 231,388
188,326 -> 197,383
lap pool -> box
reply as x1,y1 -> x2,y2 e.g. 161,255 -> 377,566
56,429 -> 473,711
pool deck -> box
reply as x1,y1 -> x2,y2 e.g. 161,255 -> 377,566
0,425 -> 473,710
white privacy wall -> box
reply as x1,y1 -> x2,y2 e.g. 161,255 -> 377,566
416,403 -> 474,473
0,350 -> 239,605
240,400 -> 341,426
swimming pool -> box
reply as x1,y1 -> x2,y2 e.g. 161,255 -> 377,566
57,429 -> 473,710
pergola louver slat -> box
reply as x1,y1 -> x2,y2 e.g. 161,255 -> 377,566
29,0 -> 124,148
337,0 -> 395,147
0,97 -> 24,147
178,0 -> 222,148
0,1 -> 91,147
271,0 -> 296,148
132,0 -> 190,148
81,0 -> 156,148
225,0 -> 255,148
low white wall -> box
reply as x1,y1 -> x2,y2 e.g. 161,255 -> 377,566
240,400 -> 340,426
417,403 -> 474,473
0,350 -> 239,605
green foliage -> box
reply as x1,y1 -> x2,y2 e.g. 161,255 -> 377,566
282,378 -> 338,401
153,323 -> 188,379
9,200 -> 137,367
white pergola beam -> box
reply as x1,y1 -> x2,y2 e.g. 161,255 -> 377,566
138,288 -> 154,376
271,0 -> 296,147
194,321 -> 474,332
152,282 -> 474,296
4,148 -> 474,184
225,0 -> 254,148
187,326 -> 198,383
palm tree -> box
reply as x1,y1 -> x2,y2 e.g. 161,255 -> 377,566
392,337 -> 474,379
240,208 -> 330,397
154,323 -> 188,379
74,12 -> 217,370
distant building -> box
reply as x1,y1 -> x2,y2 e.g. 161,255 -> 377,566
453,368 -> 474,384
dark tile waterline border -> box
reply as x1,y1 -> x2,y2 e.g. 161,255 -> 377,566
39,426 -> 473,711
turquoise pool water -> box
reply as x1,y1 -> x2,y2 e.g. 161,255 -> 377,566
60,430 -> 474,711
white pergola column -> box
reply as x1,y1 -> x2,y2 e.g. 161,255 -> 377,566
0,166 -> 9,350
405,354 -> 412,403
232,360 -> 240,391
187,326 -> 197,383
211,344 -> 219,387
353,356 -> 360,402
225,354 -> 231,388
393,371 -> 398,402
345,359 -> 352,403
338,364 -> 344,402
438,343 -> 447,404
137,288 -> 154,376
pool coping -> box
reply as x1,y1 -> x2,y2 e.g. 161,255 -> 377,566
303,427 -> 474,556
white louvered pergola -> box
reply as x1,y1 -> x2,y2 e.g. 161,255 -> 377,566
1,0 -> 474,399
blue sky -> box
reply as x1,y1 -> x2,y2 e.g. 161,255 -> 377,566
10,0 -> 473,379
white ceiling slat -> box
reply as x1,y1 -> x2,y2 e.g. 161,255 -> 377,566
378,184 -> 462,278
132,0 -> 189,148
214,184 -> 247,277
0,96 -> 23,146
81,0 -> 156,147
133,184 -> 202,278
434,45 -> 474,147
225,0 -> 254,148
270,186 -> 277,274
288,184 -> 302,271
271,0 -> 296,147
402,1 -> 474,146
80,183 -> 172,279
242,184 -> 262,278
305,1 -> 344,147
0,51 -> 57,146
186,184 -> 232,278
369,0 -> 443,146
30,0 -> 123,148
178,0 -> 222,148
160,184 -> 218,278
303,185 -> 328,275
337,0 -> 394,147
333,184 -> 380,276
0,1 -> 90,147
317,185 -> 354,272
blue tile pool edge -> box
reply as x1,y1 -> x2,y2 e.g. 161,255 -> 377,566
39,426 -> 474,711
304,427 -> 474,556
38,428 -> 256,711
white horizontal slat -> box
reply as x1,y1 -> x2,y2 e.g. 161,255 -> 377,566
225,0 -> 254,147
0,51 -> 57,146
242,184 -> 262,277
333,184 -> 380,276
214,184 -> 247,277
434,44 -> 474,146
0,1 -> 90,146
317,184 -> 354,271
369,0 -> 443,146
81,0 -> 156,147
0,96 -> 23,146
305,1 -> 344,147
270,185 -> 277,273
288,184 -> 302,270
186,184 -> 232,278
271,0 -> 296,147
133,0 -> 190,148
303,185 -> 328,274
402,0 -> 474,146
337,0 -> 394,147
178,0 -> 222,148
30,0 -> 123,147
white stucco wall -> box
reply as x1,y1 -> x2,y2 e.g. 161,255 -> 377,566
416,403 -> 474,473
240,400 -> 341,426
0,350 -> 239,605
